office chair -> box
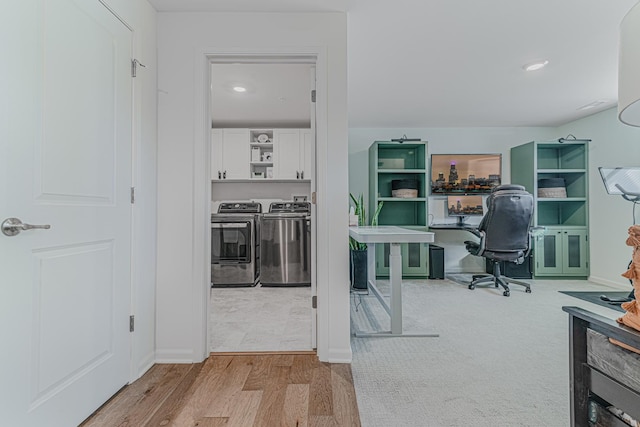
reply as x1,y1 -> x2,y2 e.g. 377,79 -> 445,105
464,184 -> 534,297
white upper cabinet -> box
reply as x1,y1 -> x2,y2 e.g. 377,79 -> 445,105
275,129 -> 302,179
211,129 -> 250,180
211,129 -> 223,180
274,128 -> 312,180
301,129 -> 313,180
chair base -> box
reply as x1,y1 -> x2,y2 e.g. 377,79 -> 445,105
469,262 -> 532,297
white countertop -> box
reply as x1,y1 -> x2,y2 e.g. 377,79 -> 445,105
349,226 -> 435,244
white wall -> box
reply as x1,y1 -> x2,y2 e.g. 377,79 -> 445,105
156,12 -> 350,363
349,127 -> 556,272
556,108 -> 640,287
102,0 -> 158,380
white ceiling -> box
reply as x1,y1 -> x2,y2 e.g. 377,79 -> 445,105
149,0 -> 639,127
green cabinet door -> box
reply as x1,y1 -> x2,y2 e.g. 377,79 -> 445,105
534,228 -> 563,275
561,228 -> 589,276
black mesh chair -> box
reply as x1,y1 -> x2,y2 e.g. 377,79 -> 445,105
464,185 -> 534,297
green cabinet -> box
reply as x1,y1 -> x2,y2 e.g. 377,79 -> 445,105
511,141 -> 589,278
369,141 -> 429,277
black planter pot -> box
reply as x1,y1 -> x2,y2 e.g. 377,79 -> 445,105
350,248 -> 368,290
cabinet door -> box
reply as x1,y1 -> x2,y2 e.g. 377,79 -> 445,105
211,129 -> 223,180
561,229 -> 589,276
301,129 -> 313,180
375,242 -> 428,277
275,129 -> 301,179
221,129 -> 249,179
402,243 -> 428,276
534,228 -> 564,275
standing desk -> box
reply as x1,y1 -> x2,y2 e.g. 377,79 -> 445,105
349,226 -> 437,337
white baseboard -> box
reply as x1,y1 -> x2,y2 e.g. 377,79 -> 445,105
588,275 -> 633,291
326,347 -> 352,364
154,348 -> 196,364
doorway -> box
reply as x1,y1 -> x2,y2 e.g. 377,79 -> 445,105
206,57 -> 317,352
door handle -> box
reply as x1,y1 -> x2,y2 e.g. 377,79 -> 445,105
223,170 -> 227,179
218,171 -> 221,179
301,171 -> 304,180
2,217 -> 51,237
296,171 -> 300,179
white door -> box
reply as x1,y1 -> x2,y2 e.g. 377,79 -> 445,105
0,1 -> 133,426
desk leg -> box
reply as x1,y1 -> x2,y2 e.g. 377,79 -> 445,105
367,243 -> 376,288
353,241 -> 439,338
389,243 -> 402,334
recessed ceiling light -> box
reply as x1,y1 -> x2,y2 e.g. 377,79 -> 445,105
523,60 -> 549,71
233,86 -> 247,93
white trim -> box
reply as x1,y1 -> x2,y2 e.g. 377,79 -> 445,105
587,275 -> 632,290
154,349 -> 197,364
193,46 -> 328,361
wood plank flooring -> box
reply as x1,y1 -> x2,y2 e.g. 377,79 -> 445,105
81,353 -> 361,427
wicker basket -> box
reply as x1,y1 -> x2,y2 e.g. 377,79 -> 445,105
392,189 -> 418,198
538,178 -> 567,198
538,187 -> 567,198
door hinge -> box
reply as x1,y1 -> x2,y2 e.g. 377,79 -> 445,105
311,192 -> 316,204
311,90 -> 316,103
131,59 -> 146,78
129,315 -> 135,332
312,295 -> 317,309
130,187 -> 135,204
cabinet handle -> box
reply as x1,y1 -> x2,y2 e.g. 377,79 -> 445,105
223,170 -> 226,179
301,171 -> 304,179
296,171 -> 300,179
218,171 -> 221,179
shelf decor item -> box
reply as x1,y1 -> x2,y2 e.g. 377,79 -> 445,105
537,177 -> 567,198
391,179 -> 419,198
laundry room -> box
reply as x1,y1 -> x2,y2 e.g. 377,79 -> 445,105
208,60 -> 317,353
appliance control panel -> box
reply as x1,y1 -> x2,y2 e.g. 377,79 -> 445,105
268,202 -> 311,213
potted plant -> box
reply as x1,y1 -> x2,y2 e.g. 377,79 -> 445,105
349,193 -> 383,290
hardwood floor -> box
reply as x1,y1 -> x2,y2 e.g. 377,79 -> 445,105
81,353 -> 361,427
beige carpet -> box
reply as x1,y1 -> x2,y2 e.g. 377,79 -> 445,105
350,277 -> 629,426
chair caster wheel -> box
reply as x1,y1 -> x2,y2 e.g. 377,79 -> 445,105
503,291 -> 510,297
525,288 -> 532,293
469,284 -> 475,290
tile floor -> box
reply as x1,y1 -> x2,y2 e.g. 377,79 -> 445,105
209,284 -> 313,352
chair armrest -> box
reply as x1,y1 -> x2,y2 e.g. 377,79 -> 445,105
465,228 -> 482,238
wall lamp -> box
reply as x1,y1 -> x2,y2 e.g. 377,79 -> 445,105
557,134 -> 592,143
619,1 -> 640,127
391,134 -> 421,143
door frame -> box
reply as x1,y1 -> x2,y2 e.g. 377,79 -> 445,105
192,47 -> 326,359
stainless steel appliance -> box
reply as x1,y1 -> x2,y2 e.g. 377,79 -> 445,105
211,202 -> 261,287
260,202 -> 311,287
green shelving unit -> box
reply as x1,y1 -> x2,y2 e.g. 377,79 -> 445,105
369,141 -> 429,277
511,141 -> 589,277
